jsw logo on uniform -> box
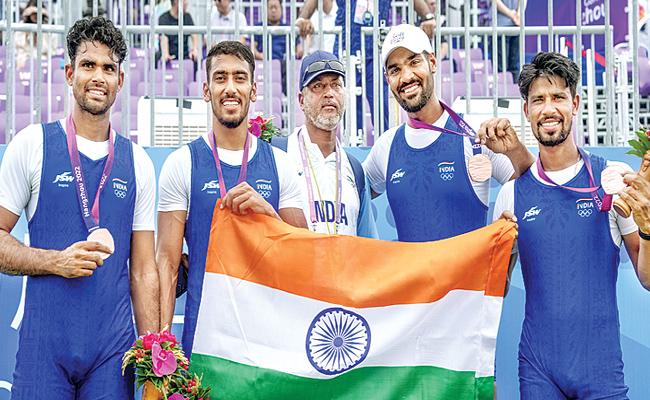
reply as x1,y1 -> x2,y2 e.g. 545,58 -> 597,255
53,171 -> 74,184
390,168 -> 405,183
202,180 -> 219,192
523,206 -> 542,221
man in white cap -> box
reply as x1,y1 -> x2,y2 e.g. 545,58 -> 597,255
363,23 -> 534,243
272,50 -> 377,237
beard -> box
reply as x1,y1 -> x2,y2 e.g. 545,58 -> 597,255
212,98 -> 250,129
303,97 -> 345,131
77,93 -> 113,116
393,75 -> 434,114
534,119 -> 572,147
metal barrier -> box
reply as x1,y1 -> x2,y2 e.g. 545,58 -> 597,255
0,0 -> 644,147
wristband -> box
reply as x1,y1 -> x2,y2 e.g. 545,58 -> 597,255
639,229 -> 650,241
422,13 -> 435,21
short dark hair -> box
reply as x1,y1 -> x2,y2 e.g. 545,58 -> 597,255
205,41 -> 256,82
518,52 -> 580,100
67,17 -> 127,66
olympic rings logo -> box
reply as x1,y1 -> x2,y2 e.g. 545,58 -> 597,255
114,190 -> 127,199
440,173 -> 454,181
577,209 -> 593,218
258,190 -> 272,199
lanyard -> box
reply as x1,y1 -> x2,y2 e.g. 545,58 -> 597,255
407,101 -> 482,155
536,148 -> 612,212
209,130 -> 251,199
65,115 -> 114,233
298,129 -> 342,232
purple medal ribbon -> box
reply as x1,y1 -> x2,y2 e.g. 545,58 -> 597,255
536,147 -> 612,212
65,115 -> 114,233
407,101 -> 482,154
297,129 -> 342,228
209,130 -> 250,199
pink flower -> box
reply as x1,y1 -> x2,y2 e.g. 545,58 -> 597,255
142,333 -> 161,350
168,394 -> 188,400
151,341 -> 177,377
250,115 -> 265,125
159,330 -> 177,346
249,121 -> 262,138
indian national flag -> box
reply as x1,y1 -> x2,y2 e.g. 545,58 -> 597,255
190,205 -> 516,399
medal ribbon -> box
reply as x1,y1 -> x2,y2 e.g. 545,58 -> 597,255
536,147 -> 612,212
65,115 -> 115,233
209,130 -> 251,199
407,101 -> 482,155
298,129 -> 342,230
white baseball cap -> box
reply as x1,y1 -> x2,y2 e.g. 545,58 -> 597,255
381,24 -> 434,69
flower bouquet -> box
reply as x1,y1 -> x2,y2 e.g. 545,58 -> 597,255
122,330 -> 211,400
248,114 -> 281,142
607,128 -> 650,217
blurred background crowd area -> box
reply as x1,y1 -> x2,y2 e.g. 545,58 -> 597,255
0,0 -> 648,150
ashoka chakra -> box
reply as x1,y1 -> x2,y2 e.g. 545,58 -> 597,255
305,307 -> 371,375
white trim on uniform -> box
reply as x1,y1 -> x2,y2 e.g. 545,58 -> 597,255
362,111 -> 515,206
157,132 -> 304,217
0,120 -> 156,231
492,159 -> 637,246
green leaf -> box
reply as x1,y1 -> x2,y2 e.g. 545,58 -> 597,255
629,139 -> 647,152
636,129 -> 649,142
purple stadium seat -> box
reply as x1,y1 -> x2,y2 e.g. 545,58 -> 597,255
439,60 -> 454,74
168,59 -> 195,84
0,115 -> 5,144
441,82 -> 467,104
136,81 -> 184,97
130,47 -> 147,59
113,95 -> 139,113
110,112 -> 138,134
155,68 -> 179,83
15,113 -> 32,132
188,81 -> 203,97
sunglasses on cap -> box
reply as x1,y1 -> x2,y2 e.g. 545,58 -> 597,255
302,59 -> 345,81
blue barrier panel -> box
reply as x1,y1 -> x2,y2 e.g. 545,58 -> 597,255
0,145 -> 648,399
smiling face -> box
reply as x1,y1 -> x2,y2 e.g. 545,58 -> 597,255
300,73 -> 346,131
524,74 -> 579,147
203,53 -> 257,129
384,48 -> 436,113
65,41 -> 123,116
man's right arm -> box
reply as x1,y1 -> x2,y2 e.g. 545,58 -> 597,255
155,148 -> 191,329
0,206 -> 108,277
156,210 -> 186,329
296,0 -> 318,37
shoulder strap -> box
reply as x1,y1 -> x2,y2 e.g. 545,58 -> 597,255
345,150 -> 365,200
270,136 -> 289,152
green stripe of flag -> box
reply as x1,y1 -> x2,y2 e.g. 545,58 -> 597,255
191,354 -> 494,399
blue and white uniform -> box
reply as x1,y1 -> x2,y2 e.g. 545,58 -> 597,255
0,120 -> 156,399
157,132 -> 303,356
363,111 -> 514,242
493,155 -> 636,399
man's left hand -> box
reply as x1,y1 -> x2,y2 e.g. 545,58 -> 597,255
221,182 -> 279,219
476,117 -> 523,155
